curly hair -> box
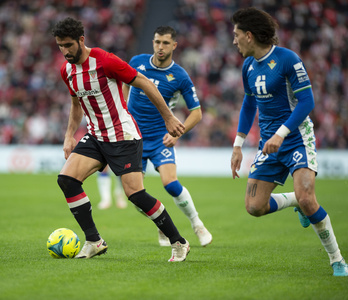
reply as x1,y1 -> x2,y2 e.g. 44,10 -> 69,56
51,17 -> 84,41
154,26 -> 177,41
232,7 -> 279,45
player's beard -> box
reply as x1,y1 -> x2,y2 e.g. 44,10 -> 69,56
65,43 -> 83,64
156,51 -> 171,63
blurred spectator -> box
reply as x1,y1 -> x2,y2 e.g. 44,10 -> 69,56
0,0 -> 347,148
0,0 -> 145,145
170,0 -> 348,148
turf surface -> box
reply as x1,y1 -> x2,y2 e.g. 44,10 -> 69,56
0,174 -> 347,299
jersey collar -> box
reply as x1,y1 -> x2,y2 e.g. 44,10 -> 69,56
255,45 -> 276,62
149,55 -> 174,71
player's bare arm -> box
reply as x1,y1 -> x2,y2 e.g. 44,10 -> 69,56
231,132 -> 246,179
122,83 -> 130,102
63,96 -> 83,159
131,72 -> 185,137
163,108 -> 202,147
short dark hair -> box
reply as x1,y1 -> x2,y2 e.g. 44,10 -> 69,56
52,17 -> 84,42
232,7 -> 278,45
154,26 -> 177,41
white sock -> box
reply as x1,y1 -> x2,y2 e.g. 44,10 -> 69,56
271,192 -> 298,211
173,186 -> 203,228
114,176 -> 125,199
311,214 -> 343,265
97,174 -> 112,204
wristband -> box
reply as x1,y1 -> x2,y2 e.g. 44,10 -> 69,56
275,125 -> 290,138
233,135 -> 245,147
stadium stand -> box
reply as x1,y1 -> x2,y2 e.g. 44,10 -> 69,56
0,0 -> 347,148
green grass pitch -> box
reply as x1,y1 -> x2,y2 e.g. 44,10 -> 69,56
0,173 -> 347,299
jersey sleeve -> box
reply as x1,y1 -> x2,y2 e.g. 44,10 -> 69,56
242,58 -> 253,96
128,55 -> 138,68
179,70 -> 200,110
282,50 -> 315,132
237,94 -> 257,135
101,51 -> 137,84
60,63 -> 76,97
283,50 -> 311,91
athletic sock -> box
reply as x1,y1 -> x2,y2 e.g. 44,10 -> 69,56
309,207 -> 343,264
165,181 -> 203,228
268,192 -> 298,213
70,203 -> 100,242
129,189 -> 185,244
97,172 -> 112,205
114,176 -> 126,201
57,175 -> 100,242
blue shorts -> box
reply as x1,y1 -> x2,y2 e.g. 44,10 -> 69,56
142,135 -> 176,173
249,139 -> 318,185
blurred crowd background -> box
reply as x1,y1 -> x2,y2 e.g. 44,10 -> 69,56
0,0 -> 347,148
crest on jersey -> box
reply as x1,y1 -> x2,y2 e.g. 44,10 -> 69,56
137,64 -> 146,71
268,60 -> 276,69
166,74 -> 175,82
89,71 -> 97,79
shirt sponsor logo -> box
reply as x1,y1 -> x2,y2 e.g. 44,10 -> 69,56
76,89 -> 100,97
255,75 -> 273,98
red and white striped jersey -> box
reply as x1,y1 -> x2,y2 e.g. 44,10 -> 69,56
61,47 -> 142,142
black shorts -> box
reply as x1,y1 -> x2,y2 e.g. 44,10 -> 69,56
72,133 -> 143,176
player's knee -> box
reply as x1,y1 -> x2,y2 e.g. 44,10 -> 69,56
295,189 -> 316,210
57,174 -> 82,197
245,202 -> 266,217
129,189 -> 157,212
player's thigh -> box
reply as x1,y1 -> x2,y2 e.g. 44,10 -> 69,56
157,163 -> 177,186
60,153 -> 103,182
245,178 -> 277,208
121,172 -> 144,197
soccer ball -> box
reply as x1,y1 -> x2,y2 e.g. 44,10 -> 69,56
47,228 -> 80,258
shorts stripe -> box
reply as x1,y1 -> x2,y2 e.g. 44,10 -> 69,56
146,200 -> 164,220
66,192 -> 90,208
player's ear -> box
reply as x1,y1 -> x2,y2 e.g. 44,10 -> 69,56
173,41 -> 177,50
246,31 -> 253,42
78,36 -> 85,44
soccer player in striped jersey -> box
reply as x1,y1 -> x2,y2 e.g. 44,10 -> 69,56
52,17 -> 189,262
230,7 -> 347,276
123,26 -> 212,247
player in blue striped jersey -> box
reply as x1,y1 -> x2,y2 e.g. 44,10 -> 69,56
230,7 -> 347,276
123,26 -> 212,247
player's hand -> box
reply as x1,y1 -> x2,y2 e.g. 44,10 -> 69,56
231,147 -> 243,179
163,133 -> 179,147
63,137 -> 77,160
262,134 -> 284,155
165,116 -> 185,138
